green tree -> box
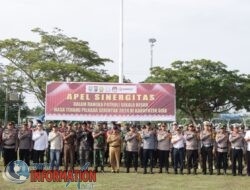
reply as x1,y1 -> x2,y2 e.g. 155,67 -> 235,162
30,106 -> 45,116
0,88 -> 5,123
145,59 -> 249,124
0,88 -> 30,125
0,28 -> 114,107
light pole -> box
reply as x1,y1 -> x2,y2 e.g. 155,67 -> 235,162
119,0 -> 124,83
149,38 -> 157,69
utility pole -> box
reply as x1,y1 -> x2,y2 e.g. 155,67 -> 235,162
17,93 -> 22,126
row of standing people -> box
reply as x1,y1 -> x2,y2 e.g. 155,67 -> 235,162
1,120 -> 250,176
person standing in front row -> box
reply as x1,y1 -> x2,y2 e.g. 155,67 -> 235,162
185,123 -> 199,175
32,121 -> 48,171
157,123 -> 171,174
200,121 -> 214,175
215,124 -> 229,175
107,126 -> 122,173
62,122 -> 76,171
92,124 -> 106,173
2,122 -> 18,166
244,125 -> 250,176
48,124 -> 63,171
18,122 -> 32,166
171,125 -> 185,174
125,125 -> 141,173
141,123 -> 156,174
77,122 -> 92,168
229,124 -> 244,176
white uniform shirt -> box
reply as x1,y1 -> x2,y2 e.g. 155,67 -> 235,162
32,130 -> 48,150
171,133 -> 185,148
244,130 -> 250,151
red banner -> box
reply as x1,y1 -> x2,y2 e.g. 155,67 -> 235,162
45,82 -> 176,121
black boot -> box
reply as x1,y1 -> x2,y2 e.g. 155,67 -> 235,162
194,169 -> 197,175
202,170 -> 206,175
150,168 -> 154,174
217,169 -> 220,175
223,170 -> 227,175
165,168 -> 169,174
143,168 -> 147,174
101,166 -> 104,173
187,169 -> 191,175
126,168 -> 129,173
159,168 -> 162,173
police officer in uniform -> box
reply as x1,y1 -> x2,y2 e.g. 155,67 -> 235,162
141,123 -> 156,174
229,124 -> 244,176
138,125 -> 145,168
200,121 -> 214,175
18,122 -> 32,165
2,122 -> 18,166
185,123 -> 199,175
215,124 -> 229,175
157,123 -> 171,174
125,124 -> 141,173
62,122 -> 76,171
171,125 -> 185,174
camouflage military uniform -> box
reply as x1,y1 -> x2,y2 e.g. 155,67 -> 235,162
92,129 -> 106,172
77,128 -> 91,167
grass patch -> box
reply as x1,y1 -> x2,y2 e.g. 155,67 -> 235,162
1,165 -> 250,190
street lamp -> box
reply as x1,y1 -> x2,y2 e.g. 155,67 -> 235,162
149,38 -> 157,69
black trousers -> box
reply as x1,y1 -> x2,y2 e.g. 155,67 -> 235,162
247,151 -> 250,176
3,148 -> 17,166
33,150 -> 45,171
186,149 -> 198,169
19,149 -> 31,166
143,149 -> 154,170
171,148 -> 174,167
216,152 -> 228,171
201,146 -> 213,174
153,150 -> 158,167
232,149 -> 243,175
139,147 -> 143,167
158,150 -> 169,170
173,148 -> 184,172
79,148 -> 90,167
46,144 -> 50,163
126,151 -> 138,170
